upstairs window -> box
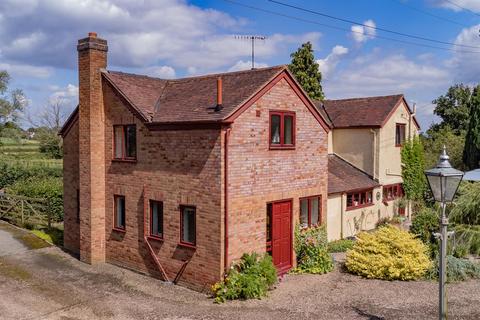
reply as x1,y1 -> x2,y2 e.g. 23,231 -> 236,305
346,189 -> 373,211
114,195 -> 126,231
150,201 -> 163,239
270,111 -> 295,149
114,124 -> 136,160
300,196 -> 321,228
395,123 -> 406,147
180,205 -> 196,246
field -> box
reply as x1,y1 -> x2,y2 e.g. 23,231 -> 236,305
0,137 -> 62,168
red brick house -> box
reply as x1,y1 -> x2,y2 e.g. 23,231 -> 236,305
61,33 -> 330,290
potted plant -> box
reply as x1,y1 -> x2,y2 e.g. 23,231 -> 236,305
396,197 -> 408,216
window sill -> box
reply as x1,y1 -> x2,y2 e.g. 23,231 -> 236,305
147,235 -> 164,242
178,242 -> 196,249
269,145 -> 295,150
112,227 -> 126,233
112,158 -> 137,163
346,203 -> 374,211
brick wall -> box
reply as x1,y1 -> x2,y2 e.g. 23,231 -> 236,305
63,119 -> 80,253
102,83 -> 223,290
227,78 -> 328,264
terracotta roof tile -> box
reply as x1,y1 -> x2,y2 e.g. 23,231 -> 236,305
328,154 -> 380,194
103,66 -> 285,123
318,94 -> 405,128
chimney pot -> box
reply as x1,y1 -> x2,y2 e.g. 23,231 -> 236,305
215,77 -> 223,112
88,32 -> 97,38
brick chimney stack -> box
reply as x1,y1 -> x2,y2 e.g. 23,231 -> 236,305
77,32 -> 107,264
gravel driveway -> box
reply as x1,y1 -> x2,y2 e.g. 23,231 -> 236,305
0,221 -> 479,320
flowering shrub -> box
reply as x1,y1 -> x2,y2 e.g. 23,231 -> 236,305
292,225 -> 333,274
211,253 -> 277,303
346,225 -> 432,280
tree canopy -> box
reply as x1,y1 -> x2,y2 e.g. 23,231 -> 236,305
0,70 -> 27,125
463,85 -> 480,170
421,126 -> 465,170
288,42 -> 324,101
431,84 -> 471,134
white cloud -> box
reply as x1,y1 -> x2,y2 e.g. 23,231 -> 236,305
0,0 -> 318,75
351,19 -> 376,43
228,60 -> 269,72
324,52 -> 449,98
316,45 -> 349,78
0,62 -> 52,78
432,0 -> 480,12
140,66 -> 176,79
448,24 -> 480,84
49,83 -> 78,104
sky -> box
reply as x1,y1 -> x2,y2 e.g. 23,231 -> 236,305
0,0 -> 479,130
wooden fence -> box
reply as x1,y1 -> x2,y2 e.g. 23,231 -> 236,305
0,193 -> 52,228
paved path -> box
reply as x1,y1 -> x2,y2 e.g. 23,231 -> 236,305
0,227 -> 28,256
0,221 -> 479,320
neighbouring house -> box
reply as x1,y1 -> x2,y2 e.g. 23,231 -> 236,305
316,95 -> 420,240
60,33 -> 330,290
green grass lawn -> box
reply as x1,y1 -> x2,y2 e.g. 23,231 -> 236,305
0,139 -> 62,168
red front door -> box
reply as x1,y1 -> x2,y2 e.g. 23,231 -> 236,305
271,200 -> 292,274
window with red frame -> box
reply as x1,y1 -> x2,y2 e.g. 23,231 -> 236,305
114,124 -> 136,160
150,201 -> 163,239
300,196 -> 321,228
346,189 -> 373,210
395,123 -> 406,147
113,195 -> 126,230
180,205 -> 196,246
270,111 -> 295,148
383,184 -> 404,201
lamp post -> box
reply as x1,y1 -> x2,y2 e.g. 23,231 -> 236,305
424,146 -> 464,320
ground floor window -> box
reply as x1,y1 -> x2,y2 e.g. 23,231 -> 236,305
266,203 -> 272,254
150,201 -> 163,239
180,205 -> 196,246
114,195 -> 126,230
383,184 -> 404,201
300,196 -> 321,228
346,189 -> 373,210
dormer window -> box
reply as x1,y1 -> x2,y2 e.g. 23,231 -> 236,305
114,124 -> 136,160
269,111 -> 295,149
395,123 -> 406,147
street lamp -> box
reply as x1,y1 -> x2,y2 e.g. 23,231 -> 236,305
425,146 -> 464,320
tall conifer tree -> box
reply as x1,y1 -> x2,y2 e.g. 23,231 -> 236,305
463,85 -> 480,170
289,42 -> 324,101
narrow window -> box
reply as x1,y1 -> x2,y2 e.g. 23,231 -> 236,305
114,195 -> 126,230
269,111 -> 295,148
346,190 -> 374,210
113,124 -> 136,160
76,189 -> 80,223
150,201 -> 163,239
300,196 -> 322,227
180,206 -> 196,246
266,203 -> 272,254
395,123 -> 406,147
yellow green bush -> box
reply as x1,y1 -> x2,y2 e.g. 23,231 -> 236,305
345,225 -> 432,280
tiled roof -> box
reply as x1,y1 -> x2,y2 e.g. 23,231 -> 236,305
328,154 -> 380,194
102,66 -> 286,123
317,94 -> 418,128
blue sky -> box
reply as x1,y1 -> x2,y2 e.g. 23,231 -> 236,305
1,0 -> 479,130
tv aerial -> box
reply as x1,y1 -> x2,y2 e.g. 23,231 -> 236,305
234,35 -> 267,69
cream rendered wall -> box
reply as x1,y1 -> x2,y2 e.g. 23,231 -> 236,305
332,128 -> 374,176
377,101 -> 418,185
328,131 -> 333,154
327,186 -> 398,240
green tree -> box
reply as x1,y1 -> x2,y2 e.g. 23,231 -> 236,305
463,85 -> 480,170
289,42 -> 324,101
421,126 -> 465,170
431,84 -> 472,134
401,136 -> 426,200
0,71 -> 27,125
